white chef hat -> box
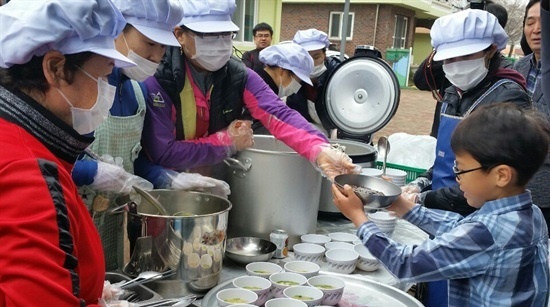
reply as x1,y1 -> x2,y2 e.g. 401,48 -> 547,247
293,29 -> 330,52
431,9 -> 508,61
179,0 -> 239,33
0,0 -> 134,68
259,43 -> 314,86
112,0 -> 184,46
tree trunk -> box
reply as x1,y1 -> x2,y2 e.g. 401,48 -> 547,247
508,42 -> 515,57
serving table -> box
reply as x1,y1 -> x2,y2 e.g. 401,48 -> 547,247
192,215 -> 429,306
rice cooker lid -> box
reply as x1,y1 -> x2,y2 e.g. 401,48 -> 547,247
321,55 -> 400,136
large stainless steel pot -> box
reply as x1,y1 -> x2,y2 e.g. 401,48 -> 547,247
225,135 -> 322,249
319,139 -> 377,214
114,190 -> 231,298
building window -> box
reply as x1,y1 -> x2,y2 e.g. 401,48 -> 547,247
232,0 -> 257,42
328,11 -> 354,40
392,15 -> 408,49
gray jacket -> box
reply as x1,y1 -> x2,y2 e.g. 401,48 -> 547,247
514,54 -> 549,116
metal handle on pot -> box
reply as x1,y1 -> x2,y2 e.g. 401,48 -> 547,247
223,157 -> 252,172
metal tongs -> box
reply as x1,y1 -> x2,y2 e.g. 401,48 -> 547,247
119,269 -> 176,289
135,295 -> 197,307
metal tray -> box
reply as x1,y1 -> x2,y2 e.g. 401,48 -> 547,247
199,271 -> 423,307
105,272 -> 163,303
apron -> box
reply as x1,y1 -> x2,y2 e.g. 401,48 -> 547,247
432,79 -> 513,189
80,80 -> 146,270
425,79 -> 514,307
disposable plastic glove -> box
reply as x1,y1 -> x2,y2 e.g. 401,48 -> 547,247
91,160 -> 153,194
227,119 -> 254,151
401,177 -> 430,194
169,172 -> 231,198
315,145 -> 360,181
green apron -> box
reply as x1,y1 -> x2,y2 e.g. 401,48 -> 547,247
80,80 -> 146,270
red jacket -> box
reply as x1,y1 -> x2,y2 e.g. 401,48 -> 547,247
0,89 -> 105,306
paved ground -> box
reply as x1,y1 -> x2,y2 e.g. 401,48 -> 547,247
371,88 -> 437,142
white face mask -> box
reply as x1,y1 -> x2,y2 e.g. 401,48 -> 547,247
57,67 -> 116,135
120,34 -> 159,82
443,57 -> 488,91
191,35 -> 233,71
278,76 -> 302,98
310,63 -> 327,78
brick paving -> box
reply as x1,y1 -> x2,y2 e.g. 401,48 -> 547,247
372,88 -> 437,142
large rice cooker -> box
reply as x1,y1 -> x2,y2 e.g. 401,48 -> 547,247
317,45 -> 400,214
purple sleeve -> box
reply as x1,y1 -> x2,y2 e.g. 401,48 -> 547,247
243,68 -> 329,161
140,77 -> 233,171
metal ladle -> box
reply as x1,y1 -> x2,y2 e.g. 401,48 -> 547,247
377,136 -> 390,176
132,186 -> 169,216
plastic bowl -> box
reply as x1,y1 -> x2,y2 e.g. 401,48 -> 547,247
325,248 -> 359,274
216,288 -> 258,307
225,237 -> 276,265
292,243 -> 325,264
334,174 -> 401,209
232,275 -> 272,305
354,244 -> 380,272
269,272 -> 308,298
324,242 -> 355,251
245,261 -> 283,279
284,260 -> 321,278
265,297 -> 308,307
307,275 -> 346,305
283,285 -> 324,306
328,232 -> 359,243
300,234 -> 331,245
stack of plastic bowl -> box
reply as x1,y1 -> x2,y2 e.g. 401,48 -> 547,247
361,167 -> 383,178
367,211 -> 397,236
384,168 -> 407,187
324,242 -> 355,251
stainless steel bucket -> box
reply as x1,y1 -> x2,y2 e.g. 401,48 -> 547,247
225,135 -> 323,249
115,190 -> 232,298
318,139 -> 377,214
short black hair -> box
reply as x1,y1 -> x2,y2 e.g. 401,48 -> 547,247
451,103 -> 549,186
0,52 -> 94,94
252,22 -> 273,36
468,0 -> 508,28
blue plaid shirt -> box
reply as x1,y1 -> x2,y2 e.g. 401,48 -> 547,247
357,191 -> 549,307
526,57 -> 542,96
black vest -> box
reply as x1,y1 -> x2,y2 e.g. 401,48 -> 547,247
155,46 -> 248,140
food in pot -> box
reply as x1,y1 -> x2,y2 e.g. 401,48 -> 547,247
292,295 -> 314,301
276,280 -> 300,286
350,185 -> 385,196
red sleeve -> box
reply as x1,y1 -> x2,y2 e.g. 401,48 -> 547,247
0,158 -> 104,307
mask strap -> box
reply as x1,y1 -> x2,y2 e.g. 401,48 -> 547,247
75,66 -> 98,82
56,88 -> 75,107
122,33 -> 131,54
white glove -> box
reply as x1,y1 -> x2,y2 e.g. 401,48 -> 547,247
169,172 -> 231,198
315,145 -> 360,181
91,160 -> 153,194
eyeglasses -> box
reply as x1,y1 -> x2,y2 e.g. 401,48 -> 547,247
255,34 -> 271,38
187,30 -> 236,40
452,160 -> 494,180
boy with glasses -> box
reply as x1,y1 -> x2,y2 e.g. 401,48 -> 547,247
332,102 -> 550,306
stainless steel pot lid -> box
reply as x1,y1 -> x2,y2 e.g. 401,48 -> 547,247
321,55 -> 400,136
